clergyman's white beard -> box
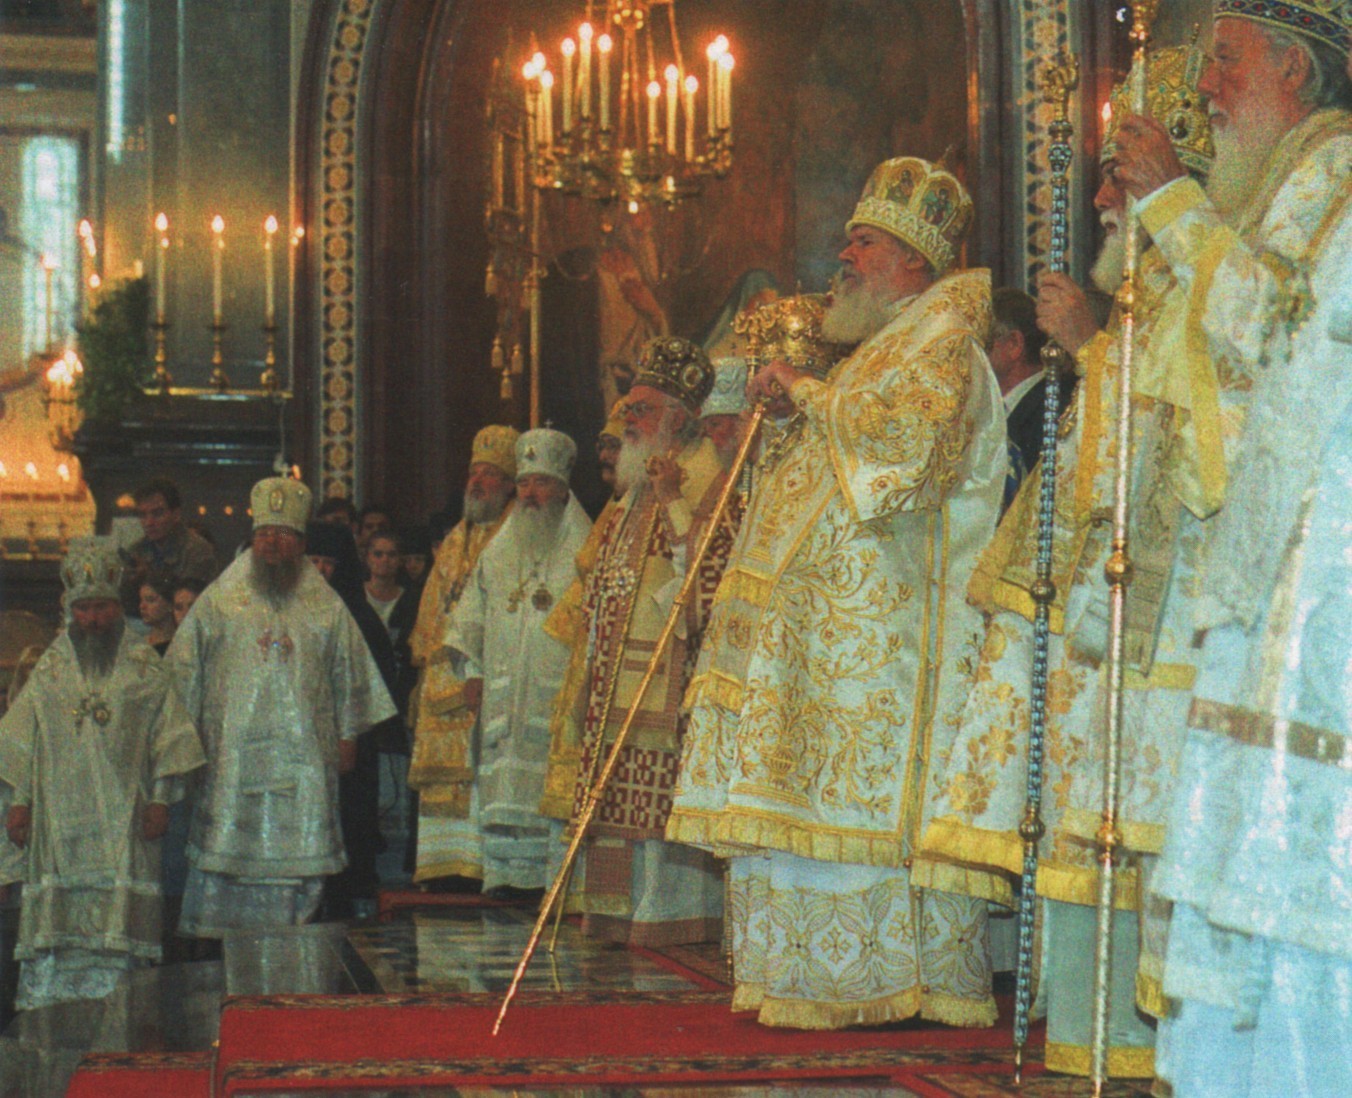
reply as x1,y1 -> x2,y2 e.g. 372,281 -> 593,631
1205,108 -> 1287,226
615,425 -> 679,495
821,273 -> 895,344
464,488 -> 509,526
1091,221 -> 1127,295
513,495 -> 567,548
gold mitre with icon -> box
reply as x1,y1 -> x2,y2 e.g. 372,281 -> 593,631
1102,43 -> 1215,175
61,536 -> 122,603
471,424 -> 520,477
1214,0 -> 1349,56
847,156 -> 974,275
735,294 -> 851,381
251,476 -> 312,533
633,336 -> 715,414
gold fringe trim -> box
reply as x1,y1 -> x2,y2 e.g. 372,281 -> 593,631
1137,969 -> 1169,1020
412,859 -> 483,884
918,816 -> 1025,878
663,807 -> 909,870
1035,859 -> 1142,910
909,857 -> 1014,908
1045,1040 -> 1156,1079
744,983 -> 996,1031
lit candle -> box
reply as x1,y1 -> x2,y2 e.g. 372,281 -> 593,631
154,212 -> 169,322
684,75 -> 698,161
77,219 -> 94,316
264,215 -> 278,326
561,38 -> 576,133
598,34 -> 613,130
578,22 -> 593,120
646,80 -> 661,147
720,52 -> 735,137
210,215 -> 225,324
522,60 -> 540,149
665,65 -> 679,155
707,37 -> 728,135
540,70 -> 555,147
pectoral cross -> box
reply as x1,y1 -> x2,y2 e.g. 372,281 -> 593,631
257,627 -> 295,662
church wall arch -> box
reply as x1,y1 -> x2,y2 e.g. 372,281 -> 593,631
318,0 -> 1128,521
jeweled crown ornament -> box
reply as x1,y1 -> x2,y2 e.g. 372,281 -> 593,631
1214,0 -> 1350,56
735,294 -> 850,381
251,476 -> 312,534
633,336 -> 714,413
516,427 -> 578,482
61,537 -> 122,603
847,156 -> 975,275
1102,44 -> 1215,175
471,425 -> 522,477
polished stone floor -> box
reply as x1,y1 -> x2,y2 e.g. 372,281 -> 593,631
0,904 -> 933,1096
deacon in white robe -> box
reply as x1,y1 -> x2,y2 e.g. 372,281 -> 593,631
447,428 -> 592,893
0,539 -> 203,1009
169,478 -> 395,938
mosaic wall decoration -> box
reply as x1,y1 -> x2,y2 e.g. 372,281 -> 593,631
317,0 -> 376,501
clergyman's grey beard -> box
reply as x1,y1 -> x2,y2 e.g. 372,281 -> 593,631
615,423 -> 678,495
464,487 -> 510,526
514,495 -> 567,547
1205,108 -> 1287,226
70,616 -> 125,678
249,551 -> 304,606
821,271 -> 894,344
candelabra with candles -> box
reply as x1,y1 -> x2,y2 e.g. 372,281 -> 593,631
520,0 -> 734,209
42,349 -> 84,450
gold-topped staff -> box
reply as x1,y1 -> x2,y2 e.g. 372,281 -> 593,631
492,400 -> 765,1036
1012,43 -> 1078,1086
1090,2 -> 1157,1093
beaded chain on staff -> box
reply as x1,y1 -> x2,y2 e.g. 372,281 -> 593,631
1091,3 -> 1156,1093
1012,45 -> 1079,1086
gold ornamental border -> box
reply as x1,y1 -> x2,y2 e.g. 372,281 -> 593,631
317,0 -> 376,500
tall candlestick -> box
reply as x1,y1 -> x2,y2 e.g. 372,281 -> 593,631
154,212 -> 169,321
264,215 -> 278,325
523,60 -> 540,151
41,254 -> 56,351
664,66 -> 679,155
561,38 -> 575,133
720,52 -> 735,137
540,70 -> 555,146
578,22 -> 593,120
210,215 -> 225,323
646,80 -> 661,147
707,36 -> 728,134
684,75 -> 698,162
598,34 -> 612,130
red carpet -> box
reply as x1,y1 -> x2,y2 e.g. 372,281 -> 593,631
66,1051 -> 213,1097
215,988 -> 1039,1093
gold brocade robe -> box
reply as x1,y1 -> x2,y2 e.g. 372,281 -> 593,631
667,269 -> 1005,869
407,506 -> 511,820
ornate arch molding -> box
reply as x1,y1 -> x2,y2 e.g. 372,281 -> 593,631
315,0 -> 383,500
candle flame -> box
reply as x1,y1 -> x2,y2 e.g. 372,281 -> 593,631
78,219 -> 92,238
561,37 -> 576,57
531,50 -> 547,71
0,462 -> 7,477
540,69 -> 555,89
685,75 -> 699,94
522,60 -> 539,80
578,22 -> 593,41
155,212 -> 169,232
709,35 -> 729,59
57,463 -> 71,482
719,52 -> 735,72
265,215 -> 279,235
292,226 -> 305,244
89,273 -> 101,290
40,253 -> 57,271
211,215 -> 225,234
597,33 -> 613,53
647,80 -> 661,99
25,463 -> 38,479
665,64 -> 679,82
1101,101 -> 1113,124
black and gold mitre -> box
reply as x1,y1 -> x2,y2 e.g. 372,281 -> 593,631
735,294 -> 850,381
1102,44 -> 1215,176
633,336 -> 715,414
